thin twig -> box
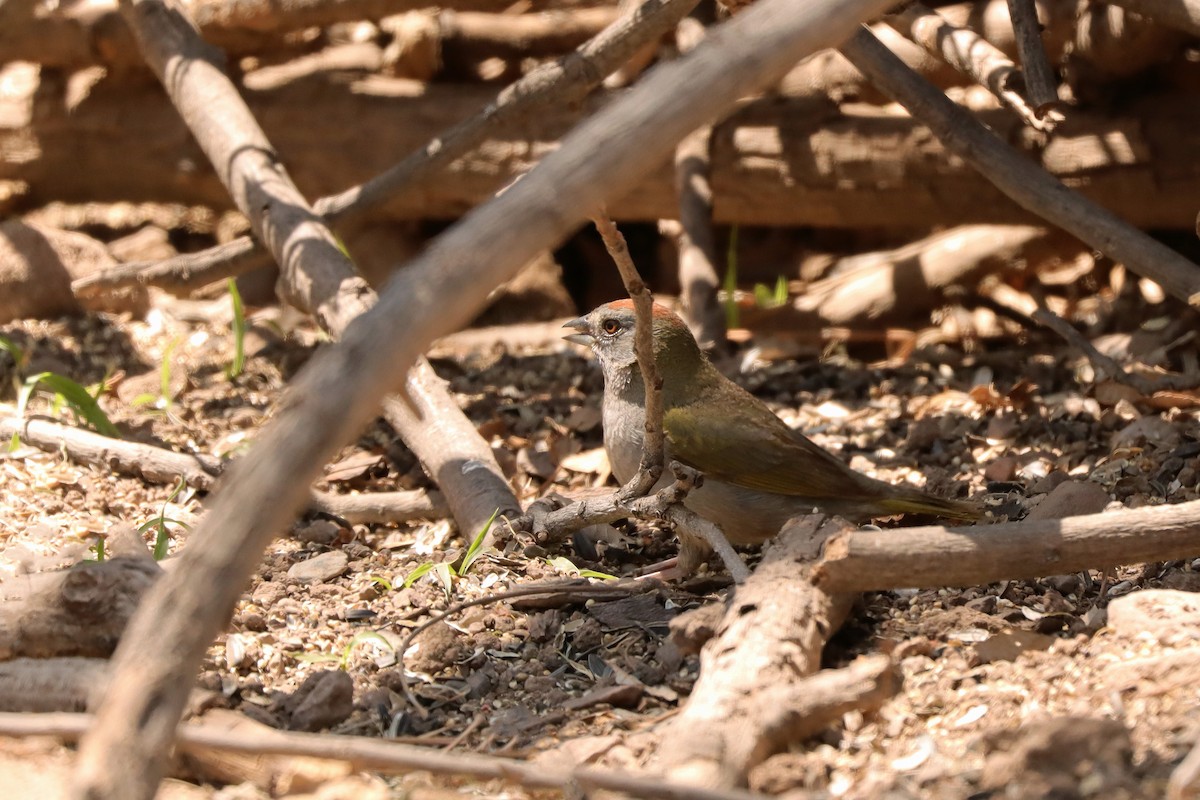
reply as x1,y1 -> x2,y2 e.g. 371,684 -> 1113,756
74,0 -> 701,297
885,2 -> 1053,131
592,211 -> 666,498
977,284 -> 1200,393
0,711 -> 766,800
78,2 -> 898,796
839,27 -> 1200,308
0,416 -> 449,524
1005,0 -> 1058,113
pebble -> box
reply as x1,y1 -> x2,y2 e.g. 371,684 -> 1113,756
286,550 -> 349,584
1024,481 -> 1110,521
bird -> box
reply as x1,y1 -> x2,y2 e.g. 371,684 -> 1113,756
563,299 -> 980,573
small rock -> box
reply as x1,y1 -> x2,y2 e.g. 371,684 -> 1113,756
1111,416 -> 1182,450
1031,470 -> 1071,494
979,717 -> 1133,796
406,622 -> 463,674
983,456 -> 1019,483
986,414 -> 1020,442
294,519 -> 345,545
286,550 -> 349,584
282,670 -> 354,732
1108,589 -> 1200,643
1025,481 -> 1109,521
237,611 -> 268,632
965,595 -> 998,614
1161,571 -> 1200,592
564,683 -> 643,711
1043,574 -> 1083,596
973,629 -> 1056,664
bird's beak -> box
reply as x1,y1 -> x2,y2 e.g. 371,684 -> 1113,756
562,317 -> 593,346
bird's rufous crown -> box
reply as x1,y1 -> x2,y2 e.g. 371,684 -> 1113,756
603,298 -> 678,320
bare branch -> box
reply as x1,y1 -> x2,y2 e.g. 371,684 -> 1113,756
1005,0 -> 1058,112
0,416 -> 447,524
2,711 -> 766,800
885,3 -> 1051,130
74,1 -> 899,796
79,0 -> 702,298
817,499 -> 1200,592
592,211 -> 666,497
839,27 -> 1200,308
667,17 -> 724,347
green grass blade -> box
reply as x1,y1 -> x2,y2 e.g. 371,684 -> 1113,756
724,225 -> 740,329
226,279 -> 246,379
459,508 -> 499,576
18,372 -> 119,437
402,562 -> 436,588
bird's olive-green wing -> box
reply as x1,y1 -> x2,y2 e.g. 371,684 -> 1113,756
662,401 -> 861,498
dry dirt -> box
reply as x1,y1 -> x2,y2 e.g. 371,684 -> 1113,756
2,287 -> 1200,799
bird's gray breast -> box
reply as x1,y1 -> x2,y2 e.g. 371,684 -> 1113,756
602,378 -> 648,485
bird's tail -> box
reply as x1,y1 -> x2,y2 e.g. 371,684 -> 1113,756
875,487 -> 982,522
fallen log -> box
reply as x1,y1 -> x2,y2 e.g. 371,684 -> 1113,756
656,517 -> 875,788
10,76 -> 1200,229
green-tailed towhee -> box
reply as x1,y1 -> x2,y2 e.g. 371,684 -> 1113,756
564,300 -> 979,572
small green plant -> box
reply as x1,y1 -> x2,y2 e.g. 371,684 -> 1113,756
402,509 -> 500,592
366,575 -> 394,592
0,334 -> 24,365
226,278 -> 246,380
11,371 -> 119,449
723,225 -> 740,329
137,477 -> 191,559
133,336 -> 181,411
296,630 -> 394,670
546,556 -> 618,581
0,334 -> 28,401
85,535 -> 107,563
753,275 -> 789,309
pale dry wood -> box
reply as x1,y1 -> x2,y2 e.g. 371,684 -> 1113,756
796,225 -> 1047,326
0,0 -> 503,67
319,0 -> 700,225
72,241 -> 271,297
69,0 -> 700,299
839,27 -> 1200,307
980,283 -> 1200,393
6,711 -> 764,800
381,362 -> 519,536
307,487 -> 447,523
658,517 -> 858,788
1,416 -> 448,523
0,417 -> 224,490
1169,732 -> 1200,800
434,7 -> 621,62
119,0 -> 519,539
76,3 -> 895,797
886,3 -> 1046,129
20,85 -> 1200,235
1107,0 -> 1200,36
667,16 -> 724,348
817,498 -> 1200,592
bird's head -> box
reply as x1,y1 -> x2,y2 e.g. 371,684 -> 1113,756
563,300 -> 700,378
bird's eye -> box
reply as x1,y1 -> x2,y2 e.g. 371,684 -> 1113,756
601,318 -> 621,335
